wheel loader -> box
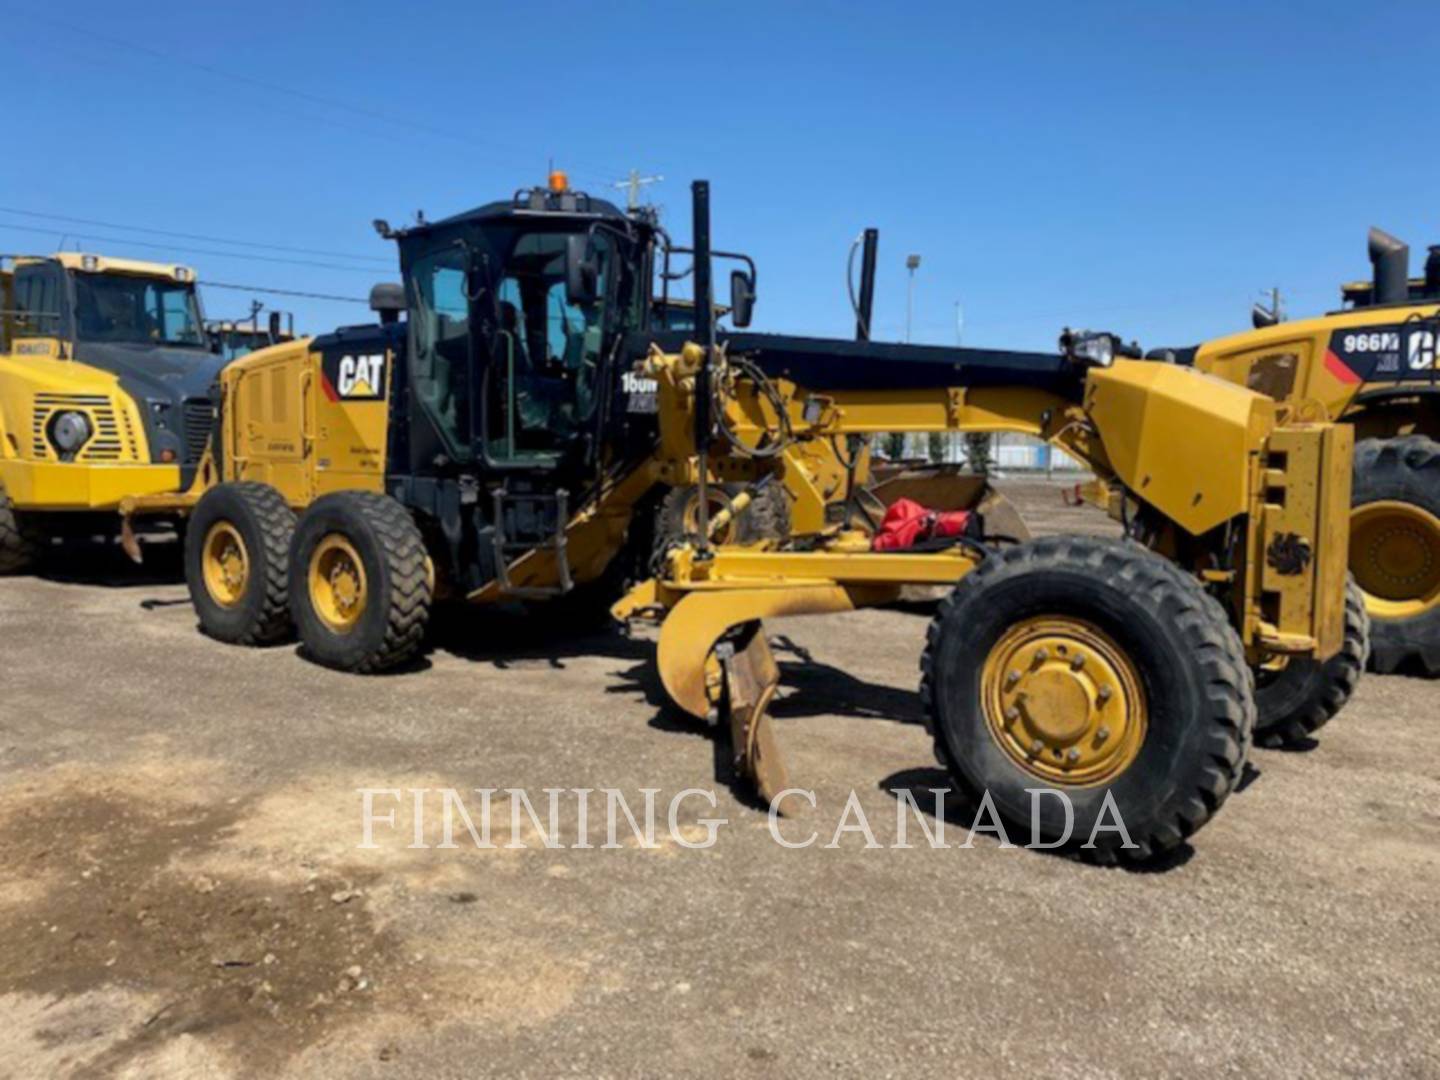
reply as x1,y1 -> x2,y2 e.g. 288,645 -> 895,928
1185,228 -> 1440,680
121,177 -> 1353,862
0,252 -> 229,571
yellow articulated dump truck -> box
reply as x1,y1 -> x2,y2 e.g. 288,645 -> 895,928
0,252 -> 228,570
1190,229 -> 1439,680
124,177 -> 1355,862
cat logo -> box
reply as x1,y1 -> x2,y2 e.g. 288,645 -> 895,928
1407,329 -> 1436,371
335,353 -> 387,399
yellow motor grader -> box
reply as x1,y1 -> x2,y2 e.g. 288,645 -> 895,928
123,178 -> 1355,862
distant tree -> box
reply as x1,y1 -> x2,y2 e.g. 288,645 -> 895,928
927,432 -> 947,464
965,432 -> 993,475
882,432 -> 906,460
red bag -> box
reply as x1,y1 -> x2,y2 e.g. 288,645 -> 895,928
872,497 -> 976,552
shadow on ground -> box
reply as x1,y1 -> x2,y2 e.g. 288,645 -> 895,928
880,766 -> 1197,873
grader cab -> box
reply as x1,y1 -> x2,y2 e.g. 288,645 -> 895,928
124,177 -> 1356,862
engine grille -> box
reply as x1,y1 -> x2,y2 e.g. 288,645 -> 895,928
30,393 -> 138,462
182,399 -> 215,464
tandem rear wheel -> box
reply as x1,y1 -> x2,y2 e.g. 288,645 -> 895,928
920,536 -> 1253,864
184,482 -> 296,645
288,492 -> 433,673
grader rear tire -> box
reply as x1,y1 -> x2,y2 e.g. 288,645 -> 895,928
289,492 -> 431,673
1351,436 -> 1440,675
920,537 -> 1252,864
1253,576 -> 1369,749
184,482 -> 296,645
0,482 -> 40,574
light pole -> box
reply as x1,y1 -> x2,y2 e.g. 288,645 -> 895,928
905,254 -> 921,343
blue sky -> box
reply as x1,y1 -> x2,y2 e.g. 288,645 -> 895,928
3,1 -> 1438,352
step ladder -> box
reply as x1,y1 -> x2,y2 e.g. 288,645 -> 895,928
491,488 -> 574,599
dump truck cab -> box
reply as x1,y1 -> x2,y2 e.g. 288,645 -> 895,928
0,253 -> 229,570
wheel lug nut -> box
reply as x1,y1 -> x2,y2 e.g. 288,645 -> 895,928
1004,707 -> 1020,722
1071,653 -> 1086,670
1097,686 -> 1113,704
1034,648 -> 1049,663
1066,748 -> 1080,763
1006,670 -> 1021,687
1097,727 -> 1110,741
1029,739 -> 1044,754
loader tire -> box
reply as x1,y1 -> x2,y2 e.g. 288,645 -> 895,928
919,536 -> 1252,864
289,492 -> 431,673
1253,575 -> 1369,749
185,482 -> 296,645
653,482 -> 790,568
0,482 -> 40,574
1351,436 -> 1440,676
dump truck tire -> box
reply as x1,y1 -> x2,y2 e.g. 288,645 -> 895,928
1253,575 -> 1369,749
1351,436 -> 1440,676
919,536 -> 1253,864
654,483 -> 790,565
0,482 -> 40,574
289,492 -> 431,673
185,482 -> 296,645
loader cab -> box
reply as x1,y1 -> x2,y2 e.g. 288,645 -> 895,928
393,185 -> 652,483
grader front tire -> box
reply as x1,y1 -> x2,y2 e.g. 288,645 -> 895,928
920,537 -> 1252,864
184,483 -> 296,645
289,492 -> 432,673
1351,436 -> 1440,676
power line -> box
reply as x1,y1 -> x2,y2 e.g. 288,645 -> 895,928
0,207 -> 389,264
7,9 -> 630,185
0,221 -> 382,273
200,281 -> 368,304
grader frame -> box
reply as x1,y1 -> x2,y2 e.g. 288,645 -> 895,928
119,177 -> 1353,860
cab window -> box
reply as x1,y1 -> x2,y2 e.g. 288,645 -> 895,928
409,245 -> 473,461
487,231 -> 611,465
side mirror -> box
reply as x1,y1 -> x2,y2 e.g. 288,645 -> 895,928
565,234 -> 599,305
729,269 -> 755,328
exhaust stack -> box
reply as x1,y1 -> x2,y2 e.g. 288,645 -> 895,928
1369,227 -> 1410,305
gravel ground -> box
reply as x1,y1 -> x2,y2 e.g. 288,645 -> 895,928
0,480 -> 1437,1078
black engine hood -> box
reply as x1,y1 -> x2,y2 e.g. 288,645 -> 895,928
71,341 -> 230,405
70,342 -> 231,472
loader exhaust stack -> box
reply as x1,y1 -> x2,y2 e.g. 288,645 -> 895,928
1369,227 -> 1410,305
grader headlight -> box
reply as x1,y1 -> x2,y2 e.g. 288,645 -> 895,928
1060,328 -> 1116,368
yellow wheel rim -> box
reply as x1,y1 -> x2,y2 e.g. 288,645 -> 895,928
981,616 -> 1147,786
1350,500 -> 1440,620
683,491 -> 737,544
308,534 -> 368,634
201,522 -> 249,609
